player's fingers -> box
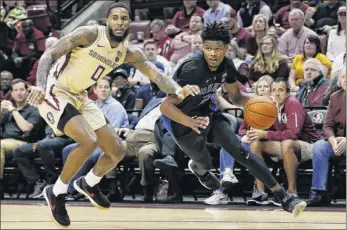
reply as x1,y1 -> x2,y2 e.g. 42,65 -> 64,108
27,91 -> 37,105
27,90 -> 35,104
191,85 -> 200,95
185,85 -> 196,96
191,126 -> 201,134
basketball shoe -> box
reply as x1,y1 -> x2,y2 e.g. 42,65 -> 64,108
43,185 -> 70,227
73,176 -> 111,209
188,159 -> 220,190
275,187 -> 307,217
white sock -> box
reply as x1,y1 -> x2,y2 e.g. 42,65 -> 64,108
84,170 -> 102,187
52,177 -> 68,196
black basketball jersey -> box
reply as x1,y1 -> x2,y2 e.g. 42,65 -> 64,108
173,52 -> 239,116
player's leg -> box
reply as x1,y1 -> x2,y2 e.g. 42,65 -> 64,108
210,115 -> 306,216
73,123 -> 125,209
161,116 -> 220,190
41,107 -> 99,227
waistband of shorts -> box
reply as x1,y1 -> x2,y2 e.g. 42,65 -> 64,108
53,82 -> 86,95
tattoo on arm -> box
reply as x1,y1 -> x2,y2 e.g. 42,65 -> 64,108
129,48 -> 181,94
36,26 -> 98,89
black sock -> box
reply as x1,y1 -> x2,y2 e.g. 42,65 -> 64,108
273,186 -> 286,199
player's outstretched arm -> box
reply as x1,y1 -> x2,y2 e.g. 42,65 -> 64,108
36,26 -> 98,89
225,82 -> 251,107
126,47 -> 200,99
160,95 -> 209,134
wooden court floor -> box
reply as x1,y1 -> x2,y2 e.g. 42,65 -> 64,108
1,202 -> 346,229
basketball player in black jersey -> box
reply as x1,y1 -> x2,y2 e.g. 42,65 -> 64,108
160,22 -> 307,217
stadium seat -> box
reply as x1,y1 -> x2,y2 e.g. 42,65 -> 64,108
129,20 -> 151,42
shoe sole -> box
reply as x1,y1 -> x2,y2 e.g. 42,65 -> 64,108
43,186 -> 70,228
247,199 -> 270,206
204,200 -> 230,205
269,200 -> 281,207
188,160 -> 218,190
73,179 -> 110,210
292,201 -> 307,217
221,180 -> 238,188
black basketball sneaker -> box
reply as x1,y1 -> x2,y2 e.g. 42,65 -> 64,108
73,176 -> 111,209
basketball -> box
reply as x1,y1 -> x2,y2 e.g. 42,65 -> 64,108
244,96 -> 278,130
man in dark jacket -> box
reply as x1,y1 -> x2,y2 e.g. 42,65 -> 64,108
111,68 -> 136,111
248,78 -> 321,204
296,58 -> 329,107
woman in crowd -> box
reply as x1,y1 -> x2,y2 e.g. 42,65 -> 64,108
226,40 -> 249,85
289,35 -> 332,88
326,6 -> 346,61
248,35 -> 290,87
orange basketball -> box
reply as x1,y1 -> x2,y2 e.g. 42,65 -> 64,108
244,96 -> 278,130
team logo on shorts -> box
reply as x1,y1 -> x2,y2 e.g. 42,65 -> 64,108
47,112 -> 55,124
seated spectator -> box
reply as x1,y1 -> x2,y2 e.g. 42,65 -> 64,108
62,77 -> 129,200
174,33 -> 203,70
170,14 -> 203,65
111,70 -> 136,111
305,0 -> 345,29
221,9 -> 252,58
249,78 -> 321,204
273,0 -> 309,35
237,0 -> 272,28
296,58 -> 329,107
204,0 -> 232,25
204,75 -> 274,205
279,9 -> 317,62
165,0 -> 205,35
0,70 -> 13,102
289,35 -> 332,86
248,35 -> 290,87
129,40 -> 172,85
322,73 -> 342,105
27,36 -> 59,86
0,79 -> 43,196
107,97 -> 169,202
307,66 -> 346,206
331,49 -> 346,78
245,14 -> 269,58
12,19 -> 45,80
150,19 -> 172,59
326,6 -> 346,61
136,62 -> 166,110
13,127 -> 73,199
225,40 -> 249,85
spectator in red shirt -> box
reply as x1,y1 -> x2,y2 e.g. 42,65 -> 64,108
165,0 -> 205,35
273,0 -> 309,35
150,19 -> 172,59
27,36 -> 59,86
249,78 -> 321,202
0,71 -> 13,102
221,8 -> 252,56
308,67 -> 346,206
12,19 -> 45,80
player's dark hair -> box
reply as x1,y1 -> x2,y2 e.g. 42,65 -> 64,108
107,3 -> 131,18
201,22 -> 231,45
272,77 -> 290,93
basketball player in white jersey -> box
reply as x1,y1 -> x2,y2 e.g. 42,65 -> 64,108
27,3 -> 199,227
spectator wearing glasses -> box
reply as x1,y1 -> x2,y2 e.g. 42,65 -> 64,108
289,35 -> 331,88
296,58 -> 329,107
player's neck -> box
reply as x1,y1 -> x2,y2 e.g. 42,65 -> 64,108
105,28 -> 121,48
208,66 -> 218,71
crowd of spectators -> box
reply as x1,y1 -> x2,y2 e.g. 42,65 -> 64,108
0,0 -> 345,207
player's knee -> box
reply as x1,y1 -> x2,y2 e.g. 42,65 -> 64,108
79,135 -> 98,153
108,143 -> 126,164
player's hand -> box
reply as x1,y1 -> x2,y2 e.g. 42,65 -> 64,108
188,116 -> 209,134
176,85 -> 200,99
27,86 -> 46,107
247,129 -> 267,142
241,135 -> 250,144
115,128 -> 130,138
334,137 -> 346,156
